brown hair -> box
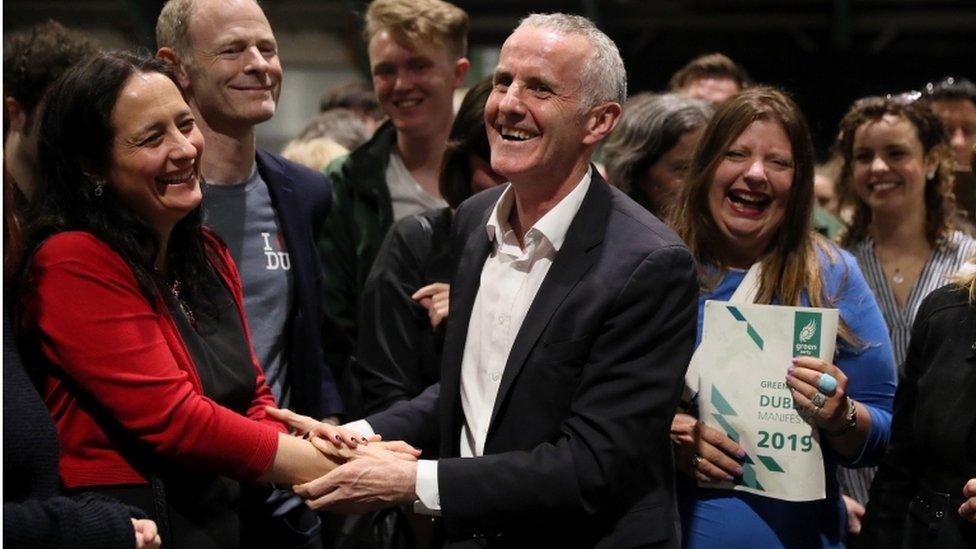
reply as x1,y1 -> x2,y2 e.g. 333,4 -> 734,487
835,95 -> 956,249
668,53 -> 752,92
669,87 -> 844,318
439,77 -> 493,209
364,0 -> 468,60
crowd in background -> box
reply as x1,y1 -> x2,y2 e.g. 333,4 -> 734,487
3,0 -> 976,547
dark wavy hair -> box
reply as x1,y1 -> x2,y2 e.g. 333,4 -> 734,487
22,50 -> 214,311
438,77 -> 493,209
835,95 -> 956,249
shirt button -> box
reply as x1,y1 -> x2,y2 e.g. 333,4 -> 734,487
490,372 -> 501,382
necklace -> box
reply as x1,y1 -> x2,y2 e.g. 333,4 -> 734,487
892,268 -> 905,285
170,279 -> 196,325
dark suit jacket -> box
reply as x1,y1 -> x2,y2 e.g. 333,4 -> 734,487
256,149 -> 343,418
369,173 -> 698,548
861,284 -> 976,548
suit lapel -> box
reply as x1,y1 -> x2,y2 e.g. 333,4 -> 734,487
439,204 -> 494,455
488,174 -> 611,428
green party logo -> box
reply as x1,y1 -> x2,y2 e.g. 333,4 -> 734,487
793,312 -> 821,357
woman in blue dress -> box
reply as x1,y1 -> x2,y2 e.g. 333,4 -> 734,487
668,87 -> 897,548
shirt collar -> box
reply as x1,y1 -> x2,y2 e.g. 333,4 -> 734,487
485,167 -> 592,253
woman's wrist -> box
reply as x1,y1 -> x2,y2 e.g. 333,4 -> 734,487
826,397 -> 858,436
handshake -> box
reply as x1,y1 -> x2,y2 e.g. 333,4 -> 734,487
264,407 -> 423,514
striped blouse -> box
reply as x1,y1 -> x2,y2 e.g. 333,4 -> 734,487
850,230 -> 976,369
841,230 -> 976,504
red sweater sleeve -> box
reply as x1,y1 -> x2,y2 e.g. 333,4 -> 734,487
29,232 -> 279,481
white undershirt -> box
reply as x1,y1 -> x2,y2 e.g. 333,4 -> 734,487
386,151 -> 447,221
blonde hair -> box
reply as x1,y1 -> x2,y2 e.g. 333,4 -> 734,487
364,0 -> 468,59
156,0 -> 197,62
281,137 -> 349,172
950,259 -> 976,302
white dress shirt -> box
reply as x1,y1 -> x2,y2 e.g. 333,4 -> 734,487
350,169 -> 592,513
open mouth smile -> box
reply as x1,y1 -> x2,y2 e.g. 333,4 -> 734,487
157,169 -> 195,186
726,188 -> 771,216
499,126 -> 538,142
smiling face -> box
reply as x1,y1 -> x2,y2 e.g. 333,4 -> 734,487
850,114 -> 934,217
182,0 -> 281,132
369,30 -> 466,140
707,119 -> 794,266
486,26 -> 599,186
107,71 -> 204,237
641,129 -> 701,214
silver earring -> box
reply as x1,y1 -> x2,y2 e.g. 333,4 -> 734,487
93,179 -> 104,197
927,170 -> 936,180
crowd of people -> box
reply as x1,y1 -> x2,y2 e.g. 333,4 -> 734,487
3,0 -> 976,548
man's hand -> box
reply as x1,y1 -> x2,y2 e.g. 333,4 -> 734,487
412,283 -> 450,329
294,443 -> 419,513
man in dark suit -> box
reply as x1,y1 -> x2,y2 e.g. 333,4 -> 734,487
289,13 -> 697,548
155,0 -> 342,421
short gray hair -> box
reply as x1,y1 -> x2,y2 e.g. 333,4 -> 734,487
156,0 -> 197,62
516,13 -> 626,107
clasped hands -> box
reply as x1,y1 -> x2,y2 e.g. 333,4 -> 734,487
673,357 -> 852,482
265,407 -> 422,513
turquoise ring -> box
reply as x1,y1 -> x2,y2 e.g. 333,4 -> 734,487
818,373 -> 838,395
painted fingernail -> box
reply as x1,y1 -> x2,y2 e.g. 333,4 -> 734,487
361,437 -> 368,442
334,434 -> 341,441
725,475 -> 735,481
737,448 -> 746,458
735,466 -> 744,476
791,357 -> 799,364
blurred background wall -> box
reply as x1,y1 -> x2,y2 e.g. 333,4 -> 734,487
5,0 -> 973,156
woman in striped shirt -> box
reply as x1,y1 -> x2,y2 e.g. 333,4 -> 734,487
835,93 -> 976,533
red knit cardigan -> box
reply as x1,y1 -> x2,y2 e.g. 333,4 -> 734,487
24,230 -> 287,489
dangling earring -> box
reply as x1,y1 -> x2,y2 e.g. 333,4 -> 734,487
926,170 -> 936,180
92,177 -> 105,197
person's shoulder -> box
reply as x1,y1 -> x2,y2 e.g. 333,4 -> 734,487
34,231 -> 114,265
917,282 -> 972,322
816,238 -> 859,274
327,121 -> 396,181
606,184 -> 686,251
258,149 -> 329,186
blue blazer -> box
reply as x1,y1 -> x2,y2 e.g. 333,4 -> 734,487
369,172 -> 697,547
256,149 -> 343,417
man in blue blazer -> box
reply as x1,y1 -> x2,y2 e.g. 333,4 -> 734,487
156,0 -> 342,421
286,13 -> 697,548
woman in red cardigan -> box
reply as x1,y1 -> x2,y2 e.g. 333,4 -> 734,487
16,51 -> 411,548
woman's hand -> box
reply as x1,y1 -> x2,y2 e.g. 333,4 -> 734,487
132,518 -> 161,549
842,494 -> 865,534
786,356 -> 850,432
959,478 -> 976,523
412,283 -> 450,329
264,406 -> 368,448
671,413 -> 745,482
310,438 -> 421,462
